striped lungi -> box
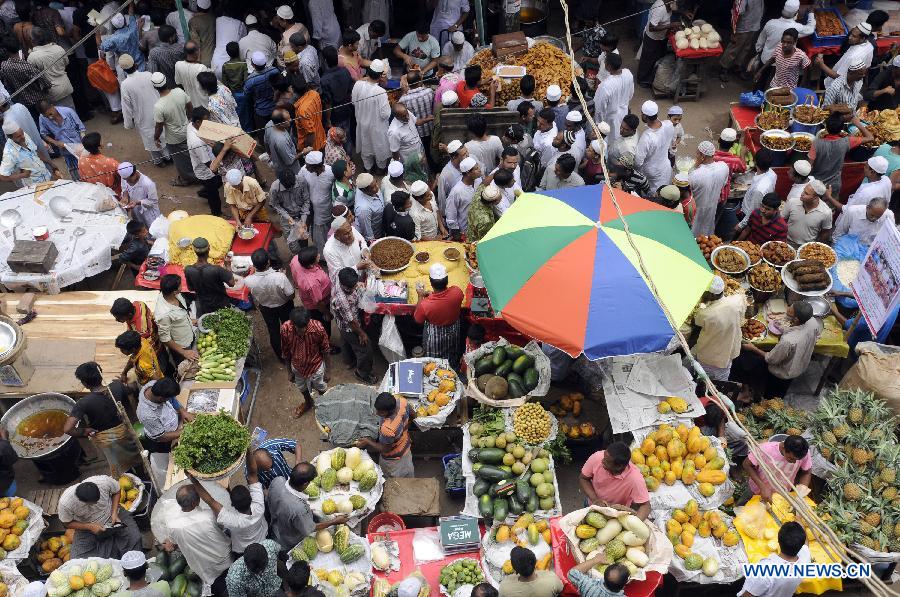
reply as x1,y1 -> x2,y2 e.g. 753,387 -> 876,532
423,319 -> 460,363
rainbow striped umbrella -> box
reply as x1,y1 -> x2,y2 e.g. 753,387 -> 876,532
476,184 -> 713,360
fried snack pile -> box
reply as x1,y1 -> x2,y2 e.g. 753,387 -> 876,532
748,262 -> 779,291
762,241 -> 795,266
858,107 -> 900,145
798,243 -> 837,268
714,248 -> 748,273
468,43 -> 574,106
761,133 -> 793,151
742,318 -> 766,340
793,104 -> 829,125
814,10 -> 844,36
786,259 -> 829,291
696,235 -> 723,260
757,108 -> 790,130
731,241 -> 761,264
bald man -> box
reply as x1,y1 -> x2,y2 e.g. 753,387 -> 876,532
249,437 -> 303,489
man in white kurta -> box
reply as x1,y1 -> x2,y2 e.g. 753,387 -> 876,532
755,0 -> 815,63
308,0 -> 342,50
446,157 -> 481,237
593,54 -> 633,146
845,156 -> 892,208
690,141 -> 731,236
121,66 -> 166,165
820,23 -> 873,88
352,60 -> 392,171
634,101 -> 675,194
430,0 -> 470,44
388,103 -> 426,182
692,278 -> 747,380
438,140 -> 466,213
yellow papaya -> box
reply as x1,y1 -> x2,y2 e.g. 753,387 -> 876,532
675,544 -> 692,559
697,470 -> 727,485
681,531 -> 694,548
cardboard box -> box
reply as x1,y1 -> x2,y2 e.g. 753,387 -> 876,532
7,240 -> 58,273
197,120 -> 257,158
492,32 -> 527,59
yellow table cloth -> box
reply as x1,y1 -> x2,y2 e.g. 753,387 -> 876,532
749,300 -> 849,359
380,241 -> 470,305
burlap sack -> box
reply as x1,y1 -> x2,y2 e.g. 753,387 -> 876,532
839,342 -> 900,415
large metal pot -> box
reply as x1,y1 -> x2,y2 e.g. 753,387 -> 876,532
520,0 -> 549,37
1,392 -> 75,459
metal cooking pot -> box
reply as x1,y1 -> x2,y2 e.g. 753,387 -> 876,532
0,392 -> 75,459
0,319 -> 19,362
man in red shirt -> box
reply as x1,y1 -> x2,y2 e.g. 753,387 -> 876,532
714,128 -> 747,203
413,263 -> 464,362
281,307 -> 331,418
580,441 -> 651,519
736,193 -> 788,245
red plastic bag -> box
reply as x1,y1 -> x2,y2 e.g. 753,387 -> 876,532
87,60 -> 118,94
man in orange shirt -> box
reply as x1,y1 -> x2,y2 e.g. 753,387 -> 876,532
357,392 -> 416,478
294,79 -> 325,152
79,132 -> 121,194
580,441 -> 651,519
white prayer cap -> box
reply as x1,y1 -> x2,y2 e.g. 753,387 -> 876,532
459,157 -> 477,173
674,172 -> 690,187
117,162 -> 135,178
398,577 -> 424,597
590,139 -> 603,154
893,55 -> 900,68
565,110 -> 583,123
868,155 -> 889,174
857,22 -> 872,36
708,276 -> 725,295
447,139 -> 463,154
451,31 -> 465,44
110,12 -> 125,28
196,0 -> 211,8
245,14 -> 258,25
668,105 -> 683,116
121,550 -> 146,570
150,71 -> 166,87
441,90 -> 459,106
808,177 -> 826,195
598,122 -> 610,136
1,120 -> 19,135
330,215 -> 347,232
388,160 -> 404,177
24,581 -> 47,597
410,180 -> 429,197
698,141 -> 716,156
356,173 -> 374,188
783,0 -> 800,14
482,184 -> 501,200
118,53 -> 134,69
546,84 -> 562,101
720,127 -> 737,142
276,5 -> 294,19
369,59 -> 386,74
305,151 -> 324,165
225,169 -> 243,186
792,159 -> 811,176
429,263 -> 448,279
641,100 -> 658,117
251,51 -> 267,67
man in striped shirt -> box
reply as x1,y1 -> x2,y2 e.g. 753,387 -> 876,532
250,437 -> 302,489
823,61 -> 866,112
357,393 -> 416,478
736,193 -> 788,245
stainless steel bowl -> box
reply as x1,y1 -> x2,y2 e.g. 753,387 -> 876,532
48,195 -> 73,218
0,392 -> 75,459
0,320 -> 18,361
805,296 -> 831,318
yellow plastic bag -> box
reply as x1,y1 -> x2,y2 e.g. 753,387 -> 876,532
167,215 -> 235,266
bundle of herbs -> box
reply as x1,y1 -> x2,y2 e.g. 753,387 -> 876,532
172,411 -> 250,474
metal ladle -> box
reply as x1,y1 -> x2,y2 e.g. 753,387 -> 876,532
66,227 -> 85,266
0,209 -> 21,241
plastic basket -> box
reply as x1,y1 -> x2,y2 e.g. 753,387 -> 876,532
367,512 -> 405,535
811,8 -> 848,47
442,453 -> 465,497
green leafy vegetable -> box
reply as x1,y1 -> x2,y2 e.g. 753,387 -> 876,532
544,431 -> 572,465
472,405 -> 505,436
172,411 -> 250,474
204,308 -> 252,356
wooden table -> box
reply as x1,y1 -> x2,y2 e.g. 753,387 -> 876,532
0,290 -> 152,399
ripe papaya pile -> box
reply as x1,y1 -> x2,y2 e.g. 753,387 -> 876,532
631,423 -> 728,492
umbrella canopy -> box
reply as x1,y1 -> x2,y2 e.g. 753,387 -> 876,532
476,184 -> 713,360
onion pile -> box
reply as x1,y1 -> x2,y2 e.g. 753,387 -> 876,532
674,22 -> 720,51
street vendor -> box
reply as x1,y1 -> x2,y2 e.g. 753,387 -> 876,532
736,148 -> 775,233
66,362 -> 141,476
0,120 -> 60,186
266,462 -> 349,548
414,262 -> 464,361
184,237 -> 236,316
155,274 -> 200,367
691,276 -> 746,381
118,162 -> 161,228
818,23 -> 873,89
741,435 -> 811,502
357,392 -> 416,478
136,377 -> 193,450
499,546 -> 564,597
690,141 -> 730,237
225,168 -> 269,226
822,62 -> 867,114
251,436 -> 303,489
568,558 -> 629,597
809,114 -> 873,198
780,179 -> 833,246
843,156 -> 891,209
115,330 -> 165,388
388,102 -> 428,184
58,475 -> 142,559
580,441 -> 651,520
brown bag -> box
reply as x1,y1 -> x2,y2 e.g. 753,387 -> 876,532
839,342 -> 900,416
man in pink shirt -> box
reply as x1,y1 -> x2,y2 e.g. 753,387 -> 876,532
742,435 -> 812,503
580,442 -> 651,520
289,246 -> 340,354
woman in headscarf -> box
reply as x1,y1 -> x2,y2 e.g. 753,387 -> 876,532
324,127 -> 355,174
331,160 -> 355,209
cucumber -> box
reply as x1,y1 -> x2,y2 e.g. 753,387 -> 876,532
508,379 -> 525,398
492,497 -> 508,521
479,494 -> 493,517
508,494 -> 524,515
491,347 -> 507,367
523,368 -> 539,391
474,447 -> 506,465
512,354 -> 535,374
516,479 -> 531,503
495,361 -> 513,377
525,494 -> 539,513
474,465 -> 510,482
472,478 -> 490,497
474,356 -> 495,376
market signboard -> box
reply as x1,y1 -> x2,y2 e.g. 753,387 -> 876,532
852,223 -> 900,335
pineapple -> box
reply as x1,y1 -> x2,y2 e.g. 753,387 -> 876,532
857,519 -> 875,536
833,422 -> 850,441
751,403 -> 766,419
820,430 -> 837,446
860,535 -> 879,551
883,486 -> 898,501
844,481 -> 865,502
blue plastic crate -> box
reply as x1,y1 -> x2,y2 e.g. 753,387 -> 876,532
810,8 -> 848,47
442,453 -> 465,496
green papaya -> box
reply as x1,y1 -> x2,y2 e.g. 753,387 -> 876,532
149,581 -> 172,597
478,494 -> 493,517
495,361 -> 513,377
474,356 -> 495,376
475,448 -> 506,464
492,497 -> 508,521
523,368 -> 539,391
516,479 -> 531,503
492,347 -> 507,367
508,379 -> 525,398
472,478 -> 491,497
513,354 -> 535,374
186,580 -> 203,597
525,493 -> 539,513
505,345 -> 525,359
508,494 -> 524,515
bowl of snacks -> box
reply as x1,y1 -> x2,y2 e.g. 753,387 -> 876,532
747,262 -> 781,303
798,242 -> 837,268
711,245 -> 751,275
782,259 -> 833,296
761,241 -> 796,268
760,129 -> 793,152
792,102 -> 828,126
695,234 -> 723,261
370,237 -> 416,273
755,109 -> 792,131
730,241 -> 761,266
414,251 -> 430,263
765,87 -> 797,109
443,247 -> 461,261
741,318 -> 767,341
791,132 -> 814,153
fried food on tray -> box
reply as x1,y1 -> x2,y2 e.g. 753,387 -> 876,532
731,241 -> 761,264
786,259 -> 830,290
468,43 -> 573,106
371,238 -> 414,270
714,248 -> 748,273
814,10 -> 844,36
696,234 -> 723,259
714,271 -> 744,297
766,87 -> 795,107
748,262 -> 779,291
761,134 -> 793,151
793,104 -> 829,125
762,241 -> 795,266
757,109 -> 791,130
798,243 -> 836,268
792,135 -> 812,152
742,318 -> 766,340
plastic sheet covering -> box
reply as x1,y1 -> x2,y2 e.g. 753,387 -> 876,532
314,384 -> 380,447
0,561 -> 28,593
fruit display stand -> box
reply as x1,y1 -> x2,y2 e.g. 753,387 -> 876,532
463,338 -> 551,407
287,526 -> 372,596
44,557 -> 127,596
307,448 -> 385,527
734,495 -> 842,594
480,516 -> 554,587
462,451 -> 562,520
549,518 -> 664,597
377,358 -> 463,430
0,496 -> 44,564
366,526 -> 486,593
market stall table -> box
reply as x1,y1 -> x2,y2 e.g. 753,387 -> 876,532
373,240 -> 471,316
0,182 -> 128,293
0,290 -> 146,400
799,35 -> 898,57
668,33 -> 724,103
